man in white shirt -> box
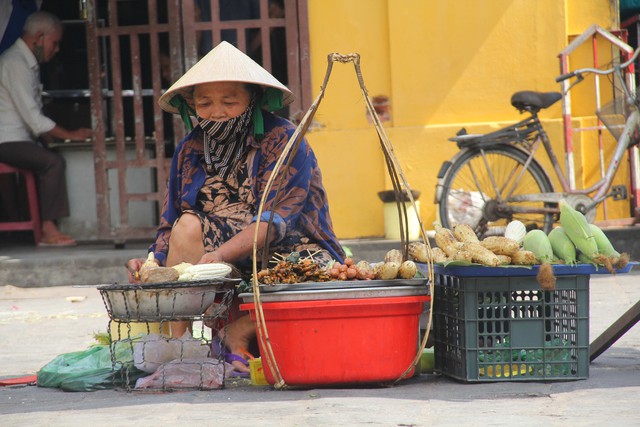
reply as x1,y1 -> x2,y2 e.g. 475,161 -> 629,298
0,11 -> 92,246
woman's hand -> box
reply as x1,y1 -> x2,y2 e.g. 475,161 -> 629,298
198,251 -> 224,264
125,258 -> 144,283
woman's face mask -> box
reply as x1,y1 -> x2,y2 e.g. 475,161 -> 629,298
195,82 -> 255,176
193,81 -> 251,122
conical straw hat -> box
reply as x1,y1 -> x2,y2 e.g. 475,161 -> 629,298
159,41 -> 294,114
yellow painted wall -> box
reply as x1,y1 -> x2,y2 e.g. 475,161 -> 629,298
306,0 -> 624,239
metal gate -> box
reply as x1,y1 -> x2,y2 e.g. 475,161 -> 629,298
84,0 -> 310,242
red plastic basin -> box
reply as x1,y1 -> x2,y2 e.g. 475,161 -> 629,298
240,295 -> 429,386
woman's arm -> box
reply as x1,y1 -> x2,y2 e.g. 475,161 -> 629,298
149,134 -> 204,264
254,127 -> 314,234
198,220 -> 271,264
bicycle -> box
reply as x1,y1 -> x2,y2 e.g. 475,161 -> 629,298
434,47 -> 640,238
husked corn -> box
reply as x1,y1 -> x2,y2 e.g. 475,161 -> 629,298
453,223 -> 479,243
430,247 -> 448,263
179,262 -> 233,281
398,260 -> 418,279
451,249 -> 473,262
496,254 -> 512,265
138,252 -> 160,280
171,262 -> 193,275
504,220 -> 526,244
480,236 -> 520,256
377,261 -> 400,280
461,242 -> 500,266
408,242 -> 429,263
384,249 -> 403,264
434,224 -> 461,257
511,249 -> 539,265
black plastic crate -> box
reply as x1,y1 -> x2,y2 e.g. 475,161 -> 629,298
432,265 -> 589,382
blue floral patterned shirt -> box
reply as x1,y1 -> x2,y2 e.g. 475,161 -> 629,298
150,111 -> 345,266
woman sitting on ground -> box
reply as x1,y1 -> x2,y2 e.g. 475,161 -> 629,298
126,41 -> 345,374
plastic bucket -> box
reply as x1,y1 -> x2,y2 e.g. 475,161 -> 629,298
240,294 -> 428,386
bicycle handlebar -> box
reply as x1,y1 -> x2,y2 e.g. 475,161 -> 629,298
555,47 -> 640,83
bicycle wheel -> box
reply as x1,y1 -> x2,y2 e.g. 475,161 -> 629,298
438,145 -> 554,238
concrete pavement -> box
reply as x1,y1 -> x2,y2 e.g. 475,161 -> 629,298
0,259 -> 639,426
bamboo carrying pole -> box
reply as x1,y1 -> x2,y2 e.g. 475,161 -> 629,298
251,53 -> 435,389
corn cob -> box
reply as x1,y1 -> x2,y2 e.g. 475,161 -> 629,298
559,200 -> 598,259
511,249 -> 538,265
578,251 -> 595,263
480,236 -> 520,256
453,223 -> 479,243
408,242 -> 430,263
504,220 -> 526,245
138,252 -> 160,281
451,248 -> 473,262
585,224 -> 628,272
496,254 -> 512,265
179,262 -> 232,281
460,242 -> 500,266
430,247 -> 449,263
171,262 -> 193,276
548,227 -> 577,265
614,252 -> 630,271
577,251 -> 616,274
398,260 -> 418,279
434,224 -> 461,257
384,249 -> 403,264
523,229 -> 554,263
588,224 -> 620,259
577,252 -> 616,275
522,230 -> 557,289
376,261 -> 400,280
141,252 -> 158,267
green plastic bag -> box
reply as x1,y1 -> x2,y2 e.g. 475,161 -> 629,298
36,343 -> 144,392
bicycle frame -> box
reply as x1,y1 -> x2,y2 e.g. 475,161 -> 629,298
507,110 -> 636,208
437,49 -> 640,234
471,72 -> 638,220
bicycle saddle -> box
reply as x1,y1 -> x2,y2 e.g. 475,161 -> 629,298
511,91 -> 562,113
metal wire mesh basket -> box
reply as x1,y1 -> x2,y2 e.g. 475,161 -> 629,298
597,96 -> 630,140
98,280 -> 239,391
98,279 -> 239,322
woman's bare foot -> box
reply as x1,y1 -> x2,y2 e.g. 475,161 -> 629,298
218,315 -> 256,373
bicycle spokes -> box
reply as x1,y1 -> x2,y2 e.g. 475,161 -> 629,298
439,146 -> 554,237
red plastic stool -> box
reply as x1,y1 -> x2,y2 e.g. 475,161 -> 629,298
0,163 -> 41,244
